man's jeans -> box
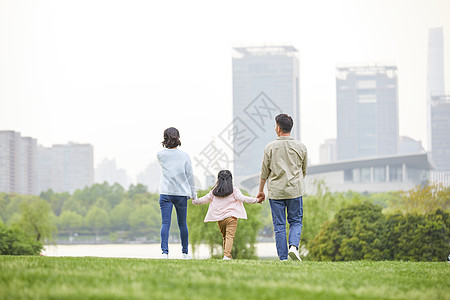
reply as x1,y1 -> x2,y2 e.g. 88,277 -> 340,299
269,197 -> 303,260
160,194 -> 189,254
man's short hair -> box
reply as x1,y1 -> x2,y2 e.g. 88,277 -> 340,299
275,114 -> 293,133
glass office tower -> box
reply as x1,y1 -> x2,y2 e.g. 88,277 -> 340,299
336,65 -> 399,160
231,46 -> 300,181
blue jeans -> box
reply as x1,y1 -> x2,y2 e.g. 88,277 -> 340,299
160,194 -> 189,254
269,197 -> 303,260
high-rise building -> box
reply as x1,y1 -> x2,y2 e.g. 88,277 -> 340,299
319,139 -> 337,164
231,46 -> 300,182
95,158 -> 130,188
37,145 -> 52,193
0,131 -> 37,195
38,143 -> 94,194
136,161 -> 161,193
430,95 -> 450,171
425,27 -> 449,171
426,27 -> 446,151
336,65 -> 399,161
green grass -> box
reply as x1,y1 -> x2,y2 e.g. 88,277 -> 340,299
0,257 -> 449,300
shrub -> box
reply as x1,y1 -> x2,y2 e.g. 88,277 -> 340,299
309,202 -> 450,261
309,202 -> 386,261
0,225 -> 42,255
384,209 -> 450,261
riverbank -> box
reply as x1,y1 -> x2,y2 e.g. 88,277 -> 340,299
43,242 -> 280,259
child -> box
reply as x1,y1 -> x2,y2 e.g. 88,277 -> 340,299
192,170 -> 261,260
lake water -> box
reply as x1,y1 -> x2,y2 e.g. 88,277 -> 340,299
43,242 -> 278,259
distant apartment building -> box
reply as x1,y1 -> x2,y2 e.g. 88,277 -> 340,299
136,161 -> 161,193
95,158 -> 130,188
0,131 -> 37,195
336,65 -> 399,160
232,46 -> 300,182
430,95 -> 450,171
319,139 -> 337,164
38,143 -> 94,194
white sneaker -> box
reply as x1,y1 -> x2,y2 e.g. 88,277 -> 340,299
162,253 -> 168,259
223,256 -> 232,260
182,253 -> 192,260
288,246 -> 302,261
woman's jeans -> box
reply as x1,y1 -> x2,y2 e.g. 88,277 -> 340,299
159,194 -> 189,254
269,197 -> 303,260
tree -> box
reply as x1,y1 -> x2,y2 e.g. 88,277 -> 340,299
40,189 -> 70,217
390,182 -> 450,215
127,184 -> 148,199
12,199 -> 57,242
110,203 -> 133,230
58,211 -> 83,240
5,194 -> 29,223
0,224 -> 42,255
302,179 -> 355,247
109,183 -> 126,207
129,205 -> 160,238
309,202 -> 386,261
0,193 -> 7,223
85,207 -> 110,241
62,197 -> 86,216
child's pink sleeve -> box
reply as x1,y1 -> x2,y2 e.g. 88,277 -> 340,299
233,188 -> 258,203
192,190 -> 213,205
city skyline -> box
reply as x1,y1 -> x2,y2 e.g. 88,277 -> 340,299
1,0 -> 450,181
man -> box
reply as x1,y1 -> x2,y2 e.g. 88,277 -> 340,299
257,114 -> 307,261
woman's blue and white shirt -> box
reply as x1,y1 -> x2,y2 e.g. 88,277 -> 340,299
157,148 -> 197,199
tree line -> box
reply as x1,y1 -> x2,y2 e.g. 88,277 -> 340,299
1,181 -> 449,260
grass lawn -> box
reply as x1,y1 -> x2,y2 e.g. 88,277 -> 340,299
0,256 -> 448,300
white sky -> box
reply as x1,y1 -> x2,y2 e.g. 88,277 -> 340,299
1,0 -> 450,182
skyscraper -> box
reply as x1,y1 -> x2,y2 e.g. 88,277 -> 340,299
430,95 -> 450,171
426,28 -> 446,151
336,65 -> 399,160
0,131 -> 37,195
231,46 -> 300,182
425,27 -> 449,171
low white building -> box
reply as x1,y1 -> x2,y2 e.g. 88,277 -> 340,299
239,153 -> 434,194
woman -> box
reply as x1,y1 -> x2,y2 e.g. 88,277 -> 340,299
157,127 -> 197,259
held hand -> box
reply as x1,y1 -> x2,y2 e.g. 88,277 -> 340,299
256,192 -> 265,203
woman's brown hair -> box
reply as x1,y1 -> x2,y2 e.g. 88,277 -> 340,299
162,127 -> 181,148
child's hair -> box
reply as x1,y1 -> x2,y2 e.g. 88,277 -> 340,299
212,170 -> 233,197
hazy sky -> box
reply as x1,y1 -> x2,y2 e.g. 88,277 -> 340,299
1,0 -> 450,182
